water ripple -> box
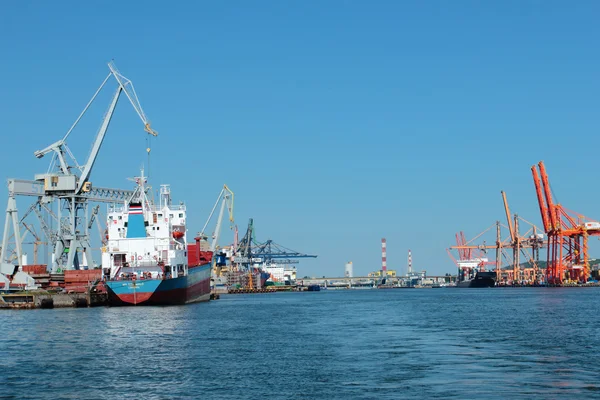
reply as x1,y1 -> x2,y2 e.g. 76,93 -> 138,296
2,288 -> 600,399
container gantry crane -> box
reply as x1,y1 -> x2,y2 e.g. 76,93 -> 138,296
230,218 -> 317,290
233,218 -> 317,268
531,161 -> 600,284
0,61 -> 157,278
501,191 -> 545,284
447,222 -> 505,279
447,197 -> 547,285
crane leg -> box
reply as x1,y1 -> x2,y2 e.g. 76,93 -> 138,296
53,240 -> 64,272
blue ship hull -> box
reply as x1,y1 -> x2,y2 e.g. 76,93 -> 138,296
105,264 -> 212,306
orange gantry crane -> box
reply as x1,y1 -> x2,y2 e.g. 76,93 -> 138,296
501,191 -> 545,284
531,161 -> 600,284
447,223 -> 504,278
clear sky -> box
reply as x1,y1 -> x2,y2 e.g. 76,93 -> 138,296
1,1 -> 599,277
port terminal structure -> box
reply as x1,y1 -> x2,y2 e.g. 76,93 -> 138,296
230,218 -> 317,269
298,275 -> 456,289
448,161 -> 600,286
208,218 -> 318,291
447,189 -> 547,286
531,161 -> 600,284
0,62 -> 157,289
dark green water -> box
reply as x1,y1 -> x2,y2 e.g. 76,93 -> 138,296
2,288 -> 600,399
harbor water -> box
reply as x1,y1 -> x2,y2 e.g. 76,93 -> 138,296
2,288 -> 600,399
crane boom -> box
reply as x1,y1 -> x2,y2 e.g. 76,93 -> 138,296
200,185 -> 235,252
76,86 -> 122,193
531,165 -> 550,232
212,199 -> 227,252
88,206 -> 99,230
108,61 -> 158,137
538,161 -> 558,231
501,191 -> 515,242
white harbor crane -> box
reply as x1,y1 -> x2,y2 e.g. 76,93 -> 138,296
200,185 -> 234,252
0,61 -> 158,281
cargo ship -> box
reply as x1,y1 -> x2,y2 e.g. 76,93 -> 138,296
454,259 -> 496,288
456,268 -> 496,288
103,172 -> 212,305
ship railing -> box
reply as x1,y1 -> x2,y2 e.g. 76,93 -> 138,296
108,265 -> 165,281
155,244 -> 185,252
108,204 -> 186,213
136,260 -> 159,268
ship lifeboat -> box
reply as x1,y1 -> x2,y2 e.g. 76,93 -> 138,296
172,230 -> 184,239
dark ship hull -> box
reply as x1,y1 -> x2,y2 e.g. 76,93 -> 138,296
456,271 -> 496,288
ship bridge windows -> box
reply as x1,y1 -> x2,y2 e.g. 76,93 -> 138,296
179,213 -> 183,218
113,253 -> 126,267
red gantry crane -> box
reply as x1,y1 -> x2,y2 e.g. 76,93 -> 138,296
447,223 -> 504,279
531,161 -> 600,284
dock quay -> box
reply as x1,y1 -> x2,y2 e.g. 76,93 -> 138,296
0,290 -> 108,309
227,288 -> 277,294
226,285 -> 298,294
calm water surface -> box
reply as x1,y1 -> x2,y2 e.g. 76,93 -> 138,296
2,288 -> 600,399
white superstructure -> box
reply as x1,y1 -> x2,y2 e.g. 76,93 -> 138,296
101,171 -> 188,281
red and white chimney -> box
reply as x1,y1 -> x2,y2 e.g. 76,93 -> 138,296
381,238 -> 387,276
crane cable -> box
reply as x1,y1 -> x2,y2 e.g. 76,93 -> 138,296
146,135 -> 152,180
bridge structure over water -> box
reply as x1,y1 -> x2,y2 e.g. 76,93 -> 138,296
297,275 -> 457,287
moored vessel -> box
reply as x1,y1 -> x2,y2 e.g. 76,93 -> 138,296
454,258 -> 496,288
456,270 -> 496,288
103,171 -> 212,305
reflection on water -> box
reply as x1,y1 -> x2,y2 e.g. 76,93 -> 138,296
1,288 -> 600,399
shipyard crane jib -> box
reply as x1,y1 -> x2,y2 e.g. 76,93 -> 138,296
107,61 -> 158,137
200,185 -> 234,252
75,86 -> 121,194
501,191 -> 515,243
1,61 -> 157,275
531,166 -> 551,232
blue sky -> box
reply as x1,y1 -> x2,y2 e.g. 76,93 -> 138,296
1,1 -> 599,277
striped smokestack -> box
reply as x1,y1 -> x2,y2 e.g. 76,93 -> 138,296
382,238 -> 387,275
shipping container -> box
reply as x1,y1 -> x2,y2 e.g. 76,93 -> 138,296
22,265 -> 48,275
